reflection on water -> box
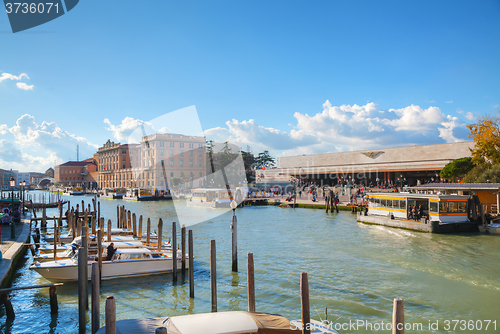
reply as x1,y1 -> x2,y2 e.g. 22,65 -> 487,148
1,191 -> 499,333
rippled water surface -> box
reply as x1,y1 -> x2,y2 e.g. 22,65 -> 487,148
1,191 -> 499,333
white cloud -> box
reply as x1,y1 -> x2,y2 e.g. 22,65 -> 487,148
0,124 -> 7,135
0,72 -> 29,82
445,100 -> 453,104
104,117 -> 155,142
438,115 -> 461,143
0,114 -> 98,171
16,82 -> 34,90
465,112 -> 474,121
204,101 -> 470,158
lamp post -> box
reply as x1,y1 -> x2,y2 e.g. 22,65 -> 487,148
230,199 -> 238,272
10,177 -> 16,239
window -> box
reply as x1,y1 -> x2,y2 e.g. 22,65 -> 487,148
439,202 -> 449,213
160,150 -> 164,156
122,164 -> 125,169
160,159 -> 164,166
180,150 -> 183,156
189,150 -> 193,157
170,159 -> 174,166
179,142 -> 184,148
458,202 -> 467,213
170,150 -> 174,156
189,143 -> 194,148
448,202 -> 458,213
198,143 -> 203,149
198,160 -> 202,166
180,159 -> 184,166
170,142 -> 175,147
170,172 -> 174,177
160,142 -> 164,147
198,151 -> 202,157
189,159 -> 193,166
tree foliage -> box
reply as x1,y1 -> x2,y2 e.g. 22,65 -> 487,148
440,157 -> 474,182
467,113 -> 500,165
463,164 -> 500,183
255,150 -> 276,169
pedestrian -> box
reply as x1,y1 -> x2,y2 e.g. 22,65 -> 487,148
106,242 -> 117,261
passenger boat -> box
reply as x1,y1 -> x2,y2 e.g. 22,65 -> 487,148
95,311 -> 340,334
187,188 -> 233,208
62,187 -> 83,196
124,188 -> 154,201
30,248 -> 187,282
100,188 -> 127,199
360,193 -> 479,233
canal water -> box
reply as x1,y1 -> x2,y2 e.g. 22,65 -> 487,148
1,191 -> 499,333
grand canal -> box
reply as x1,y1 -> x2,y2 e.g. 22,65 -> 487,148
1,191 -> 499,333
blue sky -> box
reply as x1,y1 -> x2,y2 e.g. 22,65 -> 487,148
1,0 -> 499,171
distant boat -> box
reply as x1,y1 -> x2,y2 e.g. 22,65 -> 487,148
124,188 -> 154,201
63,187 -> 83,196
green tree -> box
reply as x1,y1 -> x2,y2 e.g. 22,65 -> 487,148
255,150 -> 276,169
440,157 -> 474,182
241,151 -> 256,184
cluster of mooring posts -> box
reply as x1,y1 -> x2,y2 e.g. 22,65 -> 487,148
99,250 -> 408,334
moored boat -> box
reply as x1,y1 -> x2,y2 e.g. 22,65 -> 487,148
124,188 -> 154,201
30,247 -> 188,282
94,311 -> 340,334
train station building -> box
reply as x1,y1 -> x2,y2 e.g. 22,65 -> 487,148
258,141 -> 474,188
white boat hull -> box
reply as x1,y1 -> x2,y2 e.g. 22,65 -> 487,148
478,224 -> 500,234
32,256 -> 188,282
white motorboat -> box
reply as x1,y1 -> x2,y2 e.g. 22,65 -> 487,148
478,222 -> 500,234
30,248 -> 188,282
94,311 -> 340,334
34,247 -> 76,262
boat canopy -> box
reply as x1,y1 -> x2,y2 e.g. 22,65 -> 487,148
115,248 -> 151,254
95,311 -> 302,334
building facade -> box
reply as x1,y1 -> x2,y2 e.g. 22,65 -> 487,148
55,158 -> 98,189
0,169 -> 17,189
97,134 -> 207,189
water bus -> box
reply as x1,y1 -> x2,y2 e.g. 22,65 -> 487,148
101,188 -> 127,199
359,193 -> 478,233
124,188 -> 154,201
62,187 -> 83,196
187,188 -> 233,208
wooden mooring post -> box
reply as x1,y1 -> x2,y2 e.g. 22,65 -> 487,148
146,218 -> 151,246
116,206 -> 120,229
0,283 -> 63,319
138,215 -> 143,240
97,229 -> 103,282
181,225 -> 186,274
105,296 -> 116,334
188,229 -> 194,298
107,219 -> 112,242
247,252 -> 255,312
132,213 -> 137,237
211,239 -> 217,312
300,272 -> 310,334
91,262 -> 100,334
78,244 -> 87,333
157,218 -> 163,251
172,222 -> 177,282
392,298 -> 404,334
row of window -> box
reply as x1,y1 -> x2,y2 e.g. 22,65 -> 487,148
157,150 -> 203,157
157,142 -> 204,149
369,198 -> 467,213
61,169 -> 83,174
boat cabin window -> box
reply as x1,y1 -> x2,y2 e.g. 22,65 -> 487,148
116,253 -> 150,260
430,202 -> 439,213
439,201 -> 467,213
